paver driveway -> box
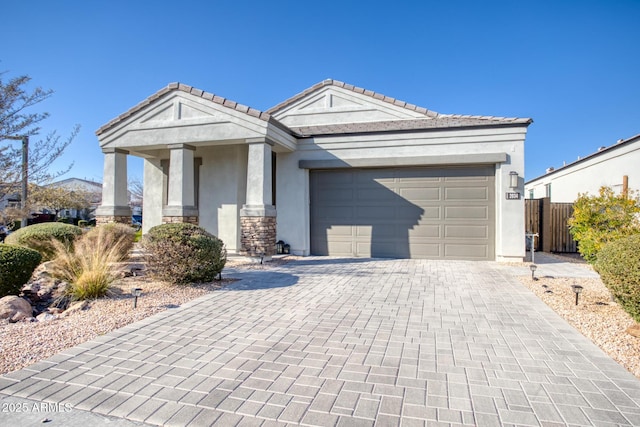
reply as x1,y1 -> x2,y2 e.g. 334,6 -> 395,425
1,258 -> 640,426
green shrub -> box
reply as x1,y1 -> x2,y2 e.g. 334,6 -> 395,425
568,186 -> 640,263
5,222 -> 83,261
83,223 -> 136,261
0,245 -> 42,298
49,226 -> 130,300
78,220 -> 89,228
142,223 -> 226,285
595,234 -> 640,323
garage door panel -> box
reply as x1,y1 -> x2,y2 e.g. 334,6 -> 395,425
316,188 -> 353,203
324,225 -> 355,237
445,244 -> 488,259
310,166 -> 495,260
409,224 -> 441,238
320,171 -> 354,184
355,205 -> 396,220
357,188 -> 398,203
445,206 -> 489,220
409,243 -> 442,257
315,206 -> 354,219
445,187 -> 488,201
445,172 -> 490,181
400,187 -> 440,201
326,241 -> 355,255
445,225 -> 488,239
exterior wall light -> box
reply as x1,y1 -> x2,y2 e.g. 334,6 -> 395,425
509,171 -> 519,189
276,240 -> 284,255
571,284 -> 583,306
131,287 -> 143,308
530,264 -> 538,280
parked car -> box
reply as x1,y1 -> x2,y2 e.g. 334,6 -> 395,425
132,215 -> 142,231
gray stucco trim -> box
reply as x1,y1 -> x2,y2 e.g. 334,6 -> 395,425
162,206 -> 199,217
298,153 -> 508,169
102,147 -> 130,155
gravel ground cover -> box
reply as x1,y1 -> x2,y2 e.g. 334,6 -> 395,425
1,254 -> 639,381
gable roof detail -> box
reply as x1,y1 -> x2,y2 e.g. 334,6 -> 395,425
266,79 -> 440,118
96,83 -> 277,136
97,79 -> 532,139
267,79 -> 532,134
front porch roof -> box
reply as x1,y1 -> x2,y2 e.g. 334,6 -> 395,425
96,83 -> 297,154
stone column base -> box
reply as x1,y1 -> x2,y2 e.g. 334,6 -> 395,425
96,215 -> 131,226
240,216 -> 276,257
162,216 -> 199,225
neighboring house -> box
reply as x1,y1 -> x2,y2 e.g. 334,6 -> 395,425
44,177 -> 103,219
525,133 -> 640,202
0,188 -> 20,211
95,80 -> 532,261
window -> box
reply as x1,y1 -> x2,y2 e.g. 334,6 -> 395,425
545,184 -> 551,198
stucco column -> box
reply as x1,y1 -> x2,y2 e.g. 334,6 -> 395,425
162,143 -> 199,224
95,148 -> 131,225
240,139 -> 276,257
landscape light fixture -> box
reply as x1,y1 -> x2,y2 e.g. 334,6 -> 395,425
530,264 -> 538,280
509,171 -> 519,189
571,284 -> 583,306
131,287 -> 143,308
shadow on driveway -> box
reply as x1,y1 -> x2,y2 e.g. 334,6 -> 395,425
221,271 -> 299,291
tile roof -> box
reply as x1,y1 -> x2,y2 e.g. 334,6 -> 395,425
291,115 -> 532,137
96,79 -> 532,137
266,79 -> 440,118
96,83 -> 275,136
268,79 -> 532,135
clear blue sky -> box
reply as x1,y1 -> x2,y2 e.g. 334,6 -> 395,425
2,0 -> 639,183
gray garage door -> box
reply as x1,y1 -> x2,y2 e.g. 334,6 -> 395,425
310,166 -> 495,260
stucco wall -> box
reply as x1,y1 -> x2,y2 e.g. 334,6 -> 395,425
276,126 -> 528,261
525,141 -> 640,202
142,159 -> 164,234
198,145 -> 247,252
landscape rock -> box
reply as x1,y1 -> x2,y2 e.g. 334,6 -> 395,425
0,296 -> 34,322
63,300 -> 89,316
36,312 -> 58,322
21,262 -> 71,315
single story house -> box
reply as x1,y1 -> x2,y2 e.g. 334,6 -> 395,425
95,80 -> 532,261
44,177 -> 103,220
525,133 -> 640,202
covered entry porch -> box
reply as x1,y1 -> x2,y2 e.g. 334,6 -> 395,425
94,83 -> 296,256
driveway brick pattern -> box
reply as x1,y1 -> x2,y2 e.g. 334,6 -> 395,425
1,258 -> 640,426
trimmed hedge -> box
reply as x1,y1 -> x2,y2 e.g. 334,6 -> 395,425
5,222 -> 83,261
595,234 -> 640,323
0,244 -> 42,298
142,223 -> 226,285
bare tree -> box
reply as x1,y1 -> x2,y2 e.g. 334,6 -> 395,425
0,71 -> 79,221
128,177 -> 143,209
29,184 -> 93,218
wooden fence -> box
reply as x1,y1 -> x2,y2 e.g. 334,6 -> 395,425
525,197 -> 577,253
